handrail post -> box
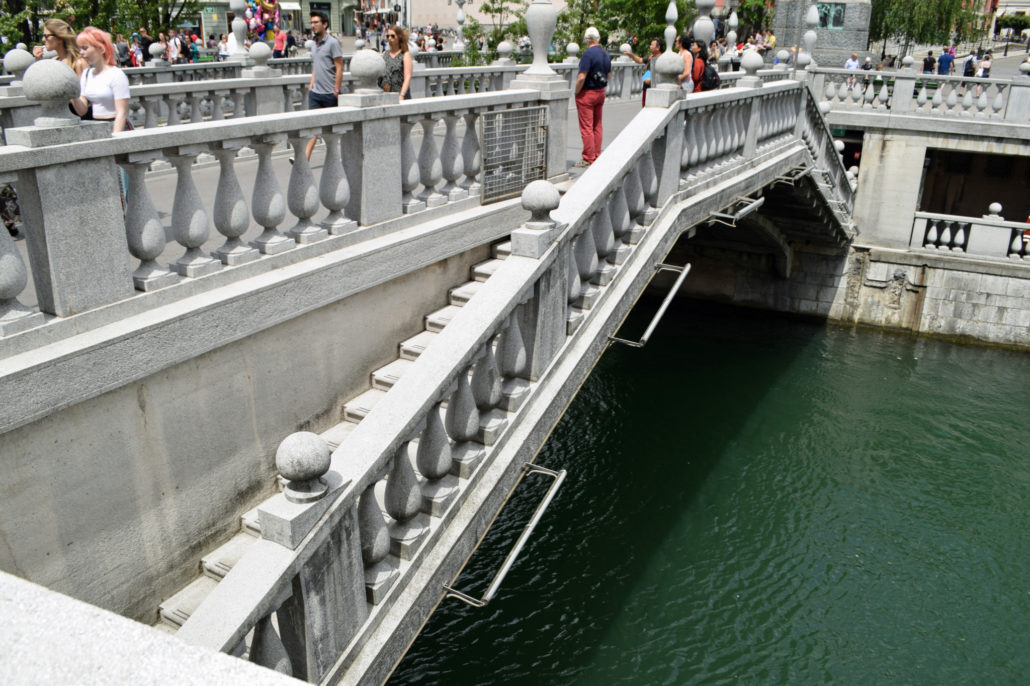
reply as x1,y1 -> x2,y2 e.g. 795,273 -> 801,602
7,61 -> 134,316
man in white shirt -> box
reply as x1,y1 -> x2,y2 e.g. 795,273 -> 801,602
844,52 -> 860,87
167,29 -> 181,63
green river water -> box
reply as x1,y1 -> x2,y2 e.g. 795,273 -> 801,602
389,300 -> 1030,685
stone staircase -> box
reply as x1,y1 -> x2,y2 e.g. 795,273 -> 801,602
152,240 -> 512,636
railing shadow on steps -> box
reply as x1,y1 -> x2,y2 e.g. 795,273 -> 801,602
172,78 -> 856,684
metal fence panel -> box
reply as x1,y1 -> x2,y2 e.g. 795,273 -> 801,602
480,106 -> 548,203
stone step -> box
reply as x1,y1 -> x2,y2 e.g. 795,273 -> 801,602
372,358 -> 414,392
158,575 -> 220,628
492,241 -> 511,259
201,530 -> 259,581
426,304 -> 463,333
448,280 -> 482,306
321,420 -> 357,450
472,258 -> 505,283
399,330 -> 438,361
241,507 -> 261,537
344,388 -> 388,423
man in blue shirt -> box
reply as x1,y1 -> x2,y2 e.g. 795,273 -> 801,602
937,51 -> 954,76
574,27 -> 611,167
305,11 -> 343,160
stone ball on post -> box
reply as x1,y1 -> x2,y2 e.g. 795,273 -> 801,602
902,55 -> 914,71
355,38 -> 366,51
351,48 -> 386,92
276,431 -> 332,504
741,48 -> 764,76
566,42 -> 580,60
249,40 -> 272,66
304,39 -> 316,52
3,48 -> 35,81
818,100 -> 831,114
149,42 -> 166,61
988,202 -> 1003,216
521,180 -> 560,223
1020,62 -> 1030,78
834,139 -> 845,153
21,59 -> 81,126
775,49 -> 790,70
498,41 -> 513,60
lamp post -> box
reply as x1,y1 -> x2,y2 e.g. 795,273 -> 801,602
448,0 -> 474,52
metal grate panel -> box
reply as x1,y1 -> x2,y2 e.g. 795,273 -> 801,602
480,106 -> 548,203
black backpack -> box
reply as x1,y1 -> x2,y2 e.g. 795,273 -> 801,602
963,58 -> 975,76
700,63 -> 721,91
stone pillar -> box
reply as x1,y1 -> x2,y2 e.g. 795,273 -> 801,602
242,42 -> 285,116
510,181 -> 568,380
890,56 -> 917,114
1004,62 -> 1030,123
338,50 -> 401,225
646,1 -> 685,108
509,0 -> 570,180
6,61 -> 133,317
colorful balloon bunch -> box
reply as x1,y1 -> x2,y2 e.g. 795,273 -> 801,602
244,0 -> 280,40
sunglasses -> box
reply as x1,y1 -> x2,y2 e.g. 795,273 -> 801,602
43,33 -> 56,39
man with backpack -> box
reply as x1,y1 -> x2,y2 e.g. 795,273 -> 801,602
574,27 -> 611,167
922,51 -> 935,74
962,53 -> 976,78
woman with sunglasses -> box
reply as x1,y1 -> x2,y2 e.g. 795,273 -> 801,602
32,18 -> 85,76
382,26 -> 412,101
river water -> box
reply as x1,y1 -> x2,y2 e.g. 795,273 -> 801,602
389,300 -> 1030,685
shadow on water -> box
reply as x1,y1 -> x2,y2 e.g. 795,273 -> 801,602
388,298 -> 828,685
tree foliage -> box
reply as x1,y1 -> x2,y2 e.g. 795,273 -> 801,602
869,0 -> 987,46
737,0 -> 773,38
0,0 -> 200,45
555,0 -> 695,50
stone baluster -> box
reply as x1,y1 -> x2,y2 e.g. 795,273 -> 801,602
0,200 -> 45,335
210,90 -> 229,120
591,208 -> 617,284
1009,228 -> 1027,261
249,134 -> 295,255
417,114 -> 446,207
166,146 -> 221,277
120,154 -> 180,289
930,84 -> 944,114
497,309 -> 530,411
609,184 -> 633,263
440,111 -> 468,202
385,439 -> 429,559
165,93 -> 182,125
319,126 -> 358,235
142,96 -> 162,128
572,220 -> 600,309
991,85 -> 1005,119
916,82 -> 929,112
249,613 -> 293,675
445,369 -> 484,477
400,117 -> 426,213
945,85 -> 959,115
924,219 -> 939,249
470,339 -> 506,445
358,483 -> 398,604
286,130 -> 327,244
460,110 -> 482,197
938,220 -> 953,250
209,140 -> 260,266
951,221 -> 967,252
638,148 -> 659,221
566,243 -> 581,307
417,401 -> 459,511
623,163 -> 647,244
231,90 -> 246,118
188,92 -> 204,122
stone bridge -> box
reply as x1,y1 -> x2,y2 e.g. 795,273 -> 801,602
2,2 -> 1028,684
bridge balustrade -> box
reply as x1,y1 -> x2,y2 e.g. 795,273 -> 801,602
809,66 -> 1030,123
169,79 -> 856,683
911,210 -> 1030,261
0,84 -> 558,342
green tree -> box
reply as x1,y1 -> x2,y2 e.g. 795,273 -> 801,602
869,0 -> 987,47
556,0 -> 694,51
738,0 -> 773,38
0,0 -> 200,45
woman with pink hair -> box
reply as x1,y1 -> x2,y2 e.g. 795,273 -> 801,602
71,27 -> 131,133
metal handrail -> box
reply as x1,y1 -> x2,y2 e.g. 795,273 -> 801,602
443,463 -> 567,608
609,263 -> 692,348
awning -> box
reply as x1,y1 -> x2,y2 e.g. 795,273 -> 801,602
280,2 -> 302,10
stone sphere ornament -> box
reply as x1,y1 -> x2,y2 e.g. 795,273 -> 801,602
248,40 -> 271,66
521,180 -> 560,222
351,48 -> 386,91
3,48 -> 34,81
276,432 -> 332,503
21,59 -> 80,126
149,42 -> 166,60
988,202 -> 1003,216
741,48 -> 764,76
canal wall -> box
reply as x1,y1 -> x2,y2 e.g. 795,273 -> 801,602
0,234 -> 497,623
670,243 -> 1030,349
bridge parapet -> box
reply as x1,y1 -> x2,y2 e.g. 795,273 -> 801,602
0,81 -> 566,359
168,80 -> 856,684
809,64 -> 1030,124
910,207 -> 1030,261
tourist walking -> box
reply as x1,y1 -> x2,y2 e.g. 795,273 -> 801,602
622,38 -> 661,106
937,50 -> 954,75
305,11 -> 343,160
922,51 -> 935,74
381,26 -> 413,101
574,27 -> 611,167
273,26 -> 287,58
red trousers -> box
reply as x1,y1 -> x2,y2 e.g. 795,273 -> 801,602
575,88 -> 606,163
